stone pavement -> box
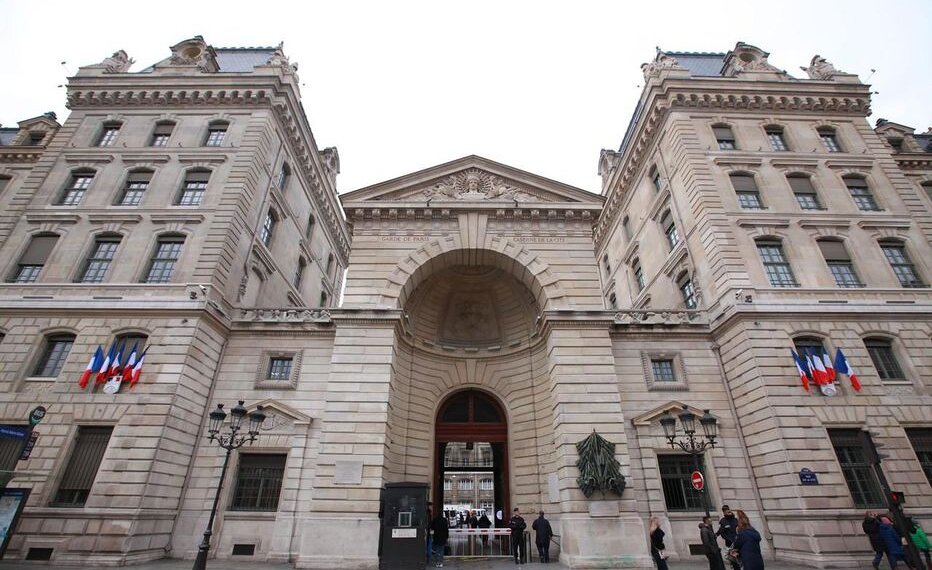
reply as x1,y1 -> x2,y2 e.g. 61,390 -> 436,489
0,557 -> 808,570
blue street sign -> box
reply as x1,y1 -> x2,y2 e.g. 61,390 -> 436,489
0,425 -> 29,440
799,468 -> 819,485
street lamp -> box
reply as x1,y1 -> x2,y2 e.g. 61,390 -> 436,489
659,408 -> 718,517
193,401 -> 266,570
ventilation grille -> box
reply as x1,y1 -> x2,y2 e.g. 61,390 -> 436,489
688,543 -> 705,556
26,547 -> 54,560
232,543 -> 256,556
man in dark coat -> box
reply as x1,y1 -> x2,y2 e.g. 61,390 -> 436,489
509,507 -> 527,564
863,511 -> 886,569
532,510 -> 554,563
430,510 -> 449,568
878,516 -> 910,569
717,505 -> 741,570
478,511 -> 492,547
700,516 -> 726,570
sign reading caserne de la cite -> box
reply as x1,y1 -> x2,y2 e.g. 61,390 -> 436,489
799,468 -> 819,485
0,426 -> 28,441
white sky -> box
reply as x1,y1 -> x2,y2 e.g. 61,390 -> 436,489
1,0 -> 929,194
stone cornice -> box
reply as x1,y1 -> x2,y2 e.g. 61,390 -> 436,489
347,204 -> 599,223
891,154 -> 932,170
595,77 -> 873,250
0,148 -> 44,163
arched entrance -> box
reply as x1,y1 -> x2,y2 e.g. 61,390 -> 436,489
434,389 -> 509,527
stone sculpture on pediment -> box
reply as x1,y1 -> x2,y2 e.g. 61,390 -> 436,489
420,169 -> 536,202
641,51 -> 683,81
800,55 -> 841,80
98,50 -> 134,73
267,44 -> 300,79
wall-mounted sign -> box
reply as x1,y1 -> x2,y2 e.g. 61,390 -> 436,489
0,488 -> 31,558
0,426 -> 28,441
391,528 -> 417,539
18,432 -> 39,461
799,468 -> 819,485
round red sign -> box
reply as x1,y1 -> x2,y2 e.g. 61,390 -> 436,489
691,470 -> 704,492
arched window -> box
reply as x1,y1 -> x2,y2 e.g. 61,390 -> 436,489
260,210 -> 277,247
817,126 -> 842,152
844,175 -> 879,211
879,239 -> 924,287
602,254 -> 611,275
58,169 -> 95,205
787,174 -> 822,210
817,239 -> 861,288
756,238 -> 797,287
319,291 -> 329,308
608,292 -> 617,309
793,335 -> 826,360
660,209 -> 680,249
676,271 -> 697,309
621,216 -> 631,240
306,213 -> 316,239
712,124 -> 736,150
863,337 -> 905,381
33,333 -> 76,377
632,258 -> 644,291
79,233 -> 122,283
765,125 -> 789,151
150,121 -> 175,147
116,332 -> 149,356
118,169 -> 153,206
326,253 -> 335,276
294,257 -> 307,289
204,120 -> 229,147
650,166 -> 662,192
730,173 -> 763,209
144,234 -> 185,283
10,233 -> 59,283
277,162 -> 291,190
177,169 -> 210,206
96,121 -> 122,147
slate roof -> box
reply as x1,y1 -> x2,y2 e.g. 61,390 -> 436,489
140,47 -> 277,73
666,52 -> 727,77
0,128 -> 18,146
915,133 -> 932,152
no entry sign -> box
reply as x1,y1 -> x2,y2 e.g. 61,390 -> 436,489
691,470 -> 705,492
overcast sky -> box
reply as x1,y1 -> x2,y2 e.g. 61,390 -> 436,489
1,0 -> 929,193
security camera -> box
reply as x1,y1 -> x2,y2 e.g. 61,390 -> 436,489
735,289 -> 743,300
198,285 -> 207,294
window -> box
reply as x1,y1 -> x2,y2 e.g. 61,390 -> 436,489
80,235 -> 121,283
602,254 -> 611,276
267,357 -> 293,381
306,214 -> 316,239
204,121 -> 228,147
52,426 -> 113,507
845,176 -> 879,211
659,455 -> 705,511
58,170 -> 94,205
96,122 -> 121,147
319,291 -> 329,307
277,163 -> 290,190
793,337 -> 826,368
608,292 -> 617,309
0,176 -> 9,194
480,478 -> 493,490
818,127 -> 842,152
880,240 -> 924,287
864,337 -> 905,381
765,126 -> 789,151
144,236 -> 184,283
326,254 -> 335,277
33,333 -> 75,377
27,131 -> 45,146
230,453 -> 286,512
818,240 -> 862,287
10,233 -> 58,283
887,138 -> 903,153
730,173 -> 763,209
756,239 -> 797,287
0,427 -> 25,470
713,125 -> 736,150
905,429 -> 932,487
651,168 -> 663,192
621,216 -> 631,240
149,121 -> 174,146
632,258 -> 645,291
828,429 -> 884,508
294,257 -> 306,289
651,359 -> 676,382
116,333 -> 148,356
660,209 -> 680,249
678,273 -> 697,309
118,169 -> 151,206
459,479 -> 474,491
444,479 -> 452,491
923,181 -> 932,203
177,169 -> 210,206
788,174 -> 822,210
260,211 -> 276,247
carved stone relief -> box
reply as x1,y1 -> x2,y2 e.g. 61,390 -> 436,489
440,291 -> 502,344
800,55 -> 843,80
98,50 -> 134,73
417,168 -> 537,202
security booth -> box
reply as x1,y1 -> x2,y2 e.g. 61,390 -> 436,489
379,482 -> 429,570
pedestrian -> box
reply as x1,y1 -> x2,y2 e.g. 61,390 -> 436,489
532,510 -> 554,563
430,508 -> 449,568
426,504 -> 434,565
700,516 -> 726,570
478,510 -> 492,547
732,510 -> 764,570
649,516 -> 670,570
864,511 -> 886,569
717,505 -> 741,570
879,516 -> 912,569
906,518 -> 931,569
509,507 -> 527,565
468,510 -> 479,528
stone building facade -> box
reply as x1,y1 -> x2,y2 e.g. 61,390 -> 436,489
0,37 -> 929,569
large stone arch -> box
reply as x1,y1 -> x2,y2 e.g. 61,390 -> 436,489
381,235 -> 566,310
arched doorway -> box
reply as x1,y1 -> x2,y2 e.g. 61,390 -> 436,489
434,389 -> 509,528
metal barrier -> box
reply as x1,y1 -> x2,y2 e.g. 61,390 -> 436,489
445,528 -> 533,560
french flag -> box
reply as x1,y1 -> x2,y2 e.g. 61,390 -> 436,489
790,350 -> 811,391
834,348 -> 862,392
108,341 -> 125,378
803,350 -> 823,386
809,349 -> 829,386
96,343 -> 115,384
129,347 -> 148,387
79,346 -> 104,389
821,349 -> 836,382
122,343 -> 138,382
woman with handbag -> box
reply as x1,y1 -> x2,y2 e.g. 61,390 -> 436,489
732,510 -> 764,570
649,517 -> 670,570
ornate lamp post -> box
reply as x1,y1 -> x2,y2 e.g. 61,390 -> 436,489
192,401 -> 266,570
659,409 -> 718,517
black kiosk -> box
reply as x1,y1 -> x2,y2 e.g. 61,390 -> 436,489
378,482 -> 429,570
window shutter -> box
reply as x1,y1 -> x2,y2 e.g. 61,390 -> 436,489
713,126 -> 733,139
186,170 -> 211,183
127,171 -> 151,184
817,240 -> 849,261
730,174 -> 758,192
58,426 -> 113,492
20,235 -> 59,265
787,176 -> 814,193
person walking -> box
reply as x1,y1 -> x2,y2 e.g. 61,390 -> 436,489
649,516 -> 670,570
430,508 -> 449,568
732,510 -> 764,570
532,510 -> 554,563
478,511 -> 492,548
509,507 -> 527,565
864,511 -> 887,569
426,505 -> 434,566
717,505 -> 741,570
700,516 -> 726,570
906,518 -> 931,569
879,516 -> 912,569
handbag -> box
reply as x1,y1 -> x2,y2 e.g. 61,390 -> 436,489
658,549 -> 669,560
726,548 -> 739,563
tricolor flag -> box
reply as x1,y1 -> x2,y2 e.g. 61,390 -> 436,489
122,343 -> 139,382
79,346 -> 104,389
790,350 -> 811,391
129,346 -> 148,387
96,343 -> 116,384
803,350 -> 822,386
809,348 -> 829,386
821,349 -> 836,382
834,348 -> 862,392
108,341 -> 125,378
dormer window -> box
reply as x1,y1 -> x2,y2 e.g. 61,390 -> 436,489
27,131 -> 45,146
